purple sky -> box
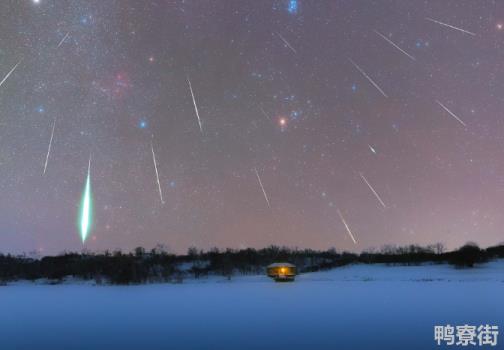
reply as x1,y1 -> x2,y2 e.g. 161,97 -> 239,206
1,0 -> 504,255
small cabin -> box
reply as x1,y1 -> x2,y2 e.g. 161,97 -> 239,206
266,262 -> 297,282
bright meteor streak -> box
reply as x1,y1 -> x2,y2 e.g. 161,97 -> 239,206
359,172 -> 387,208
43,118 -> 56,175
337,209 -> 357,245
254,168 -> 271,209
425,17 -> 476,36
374,30 -> 416,61
348,58 -> 388,98
0,59 -> 22,89
57,32 -> 70,48
151,140 -> 165,205
275,32 -> 297,54
436,100 -> 467,127
187,77 -> 203,133
79,157 -> 93,243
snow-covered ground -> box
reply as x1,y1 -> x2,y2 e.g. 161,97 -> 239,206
1,261 -> 502,350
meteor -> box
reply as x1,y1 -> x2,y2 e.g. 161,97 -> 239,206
78,156 -> 93,243
187,77 -> 203,133
151,140 -> 165,205
368,145 -> 377,154
275,32 -> 297,54
57,32 -> 70,48
359,172 -> 387,208
259,106 -> 272,121
0,59 -> 22,89
348,58 -> 388,98
337,209 -> 357,245
43,118 -> 56,175
425,17 -> 476,36
374,30 -> 416,61
254,168 -> 271,209
436,100 -> 466,127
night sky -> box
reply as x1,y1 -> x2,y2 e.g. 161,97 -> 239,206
1,0 -> 504,255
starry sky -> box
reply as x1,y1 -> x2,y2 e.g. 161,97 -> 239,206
1,0 -> 504,255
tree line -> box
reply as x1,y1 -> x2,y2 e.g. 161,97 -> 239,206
0,242 -> 502,285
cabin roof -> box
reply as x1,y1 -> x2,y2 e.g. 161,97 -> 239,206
267,262 -> 295,268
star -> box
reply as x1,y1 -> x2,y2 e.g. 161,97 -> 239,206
287,0 -> 298,14
1,0 -> 502,258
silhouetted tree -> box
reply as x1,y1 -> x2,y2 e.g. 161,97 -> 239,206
0,242 -> 500,284
449,242 -> 486,268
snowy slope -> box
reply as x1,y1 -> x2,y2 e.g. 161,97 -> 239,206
0,260 -> 502,350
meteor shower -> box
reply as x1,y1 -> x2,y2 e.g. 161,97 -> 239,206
0,1 -> 502,350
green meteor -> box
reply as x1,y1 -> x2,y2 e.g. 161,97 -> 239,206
78,157 -> 93,243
